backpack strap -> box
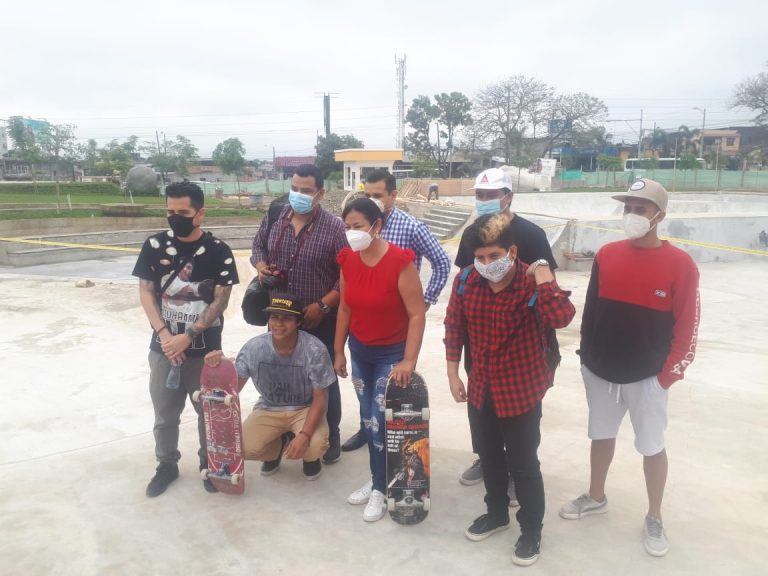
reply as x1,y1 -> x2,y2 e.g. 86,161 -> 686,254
457,265 -> 473,296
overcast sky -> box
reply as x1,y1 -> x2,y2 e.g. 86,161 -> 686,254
2,0 -> 767,158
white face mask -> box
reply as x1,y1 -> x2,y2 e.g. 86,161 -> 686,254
346,223 -> 375,252
474,254 -> 515,283
623,212 -> 659,240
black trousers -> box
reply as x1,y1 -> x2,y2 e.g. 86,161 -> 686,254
468,399 -> 545,538
304,314 -> 341,442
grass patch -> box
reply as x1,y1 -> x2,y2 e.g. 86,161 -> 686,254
0,182 -> 123,195
0,207 -> 262,220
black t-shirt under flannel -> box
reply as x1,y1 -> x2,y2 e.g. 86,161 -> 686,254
132,230 -> 239,357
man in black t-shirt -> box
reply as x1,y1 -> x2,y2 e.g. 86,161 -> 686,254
133,182 -> 239,497
455,168 -> 558,500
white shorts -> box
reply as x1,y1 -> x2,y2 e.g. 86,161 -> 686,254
582,365 -> 668,457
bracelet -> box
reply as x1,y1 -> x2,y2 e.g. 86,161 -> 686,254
298,430 -> 311,440
155,325 -> 169,335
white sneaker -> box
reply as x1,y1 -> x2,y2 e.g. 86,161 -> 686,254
363,490 -> 386,522
347,480 -> 373,505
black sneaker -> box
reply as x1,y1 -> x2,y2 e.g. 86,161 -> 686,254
341,429 -> 367,452
146,462 -> 179,498
323,437 -> 342,464
303,459 -> 322,480
203,478 -> 218,493
260,432 -> 292,476
513,534 -> 541,566
464,513 -> 510,542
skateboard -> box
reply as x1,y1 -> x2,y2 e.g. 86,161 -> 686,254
384,372 -> 430,525
193,358 -> 244,495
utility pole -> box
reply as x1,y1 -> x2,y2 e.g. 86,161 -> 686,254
637,109 -> 644,159
395,54 -> 407,148
315,92 -> 338,139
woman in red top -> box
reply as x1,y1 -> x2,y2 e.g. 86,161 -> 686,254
334,198 -> 426,522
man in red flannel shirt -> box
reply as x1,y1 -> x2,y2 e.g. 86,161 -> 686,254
445,213 -> 575,566
558,179 -> 700,558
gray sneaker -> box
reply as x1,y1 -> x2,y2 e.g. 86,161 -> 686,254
559,493 -> 608,520
459,459 -> 483,486
644,516 -> 669,557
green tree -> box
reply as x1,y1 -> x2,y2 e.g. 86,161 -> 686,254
89,138 -> 136,177
678,154 -> 703,170
213,138 -> 247,196
141,134 -> 199,181
732,62 -> 768,125
7,116 -> 44,190
597,154 -> 623,171
434,92 -> 472,177
315,133 -> 364,177
405,95 -> 440,164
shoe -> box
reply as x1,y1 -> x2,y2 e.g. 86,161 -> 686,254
508,477 -> 519,507
347,480 -> 373,505
559,493 -> 608,520
323,437 -> 341,464
303,459 -> 322,481
464,513 -> 510,542
260,432 -> 292,476
203,478 -> 218,493
513,534 -> 541,566
643,516 -> 669,557
341,430 -> 367,452
459,459 -> 483,486
363,489 -> 386,522
146,462 -> 179,498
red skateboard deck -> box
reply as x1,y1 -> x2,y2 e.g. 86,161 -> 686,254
384,372 -> 430,525
194,359 -> 244,495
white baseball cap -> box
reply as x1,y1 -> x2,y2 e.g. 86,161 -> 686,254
472,168 -> 512,191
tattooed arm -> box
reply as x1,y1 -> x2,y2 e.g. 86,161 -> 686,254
188,285 -> 232,336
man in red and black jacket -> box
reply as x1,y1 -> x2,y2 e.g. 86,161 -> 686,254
559,179 -> 700,558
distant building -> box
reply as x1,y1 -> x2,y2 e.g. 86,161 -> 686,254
274,156 -> 317,179
694,129 -> 741,157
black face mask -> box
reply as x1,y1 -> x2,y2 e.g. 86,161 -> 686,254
168,214 -> 197,238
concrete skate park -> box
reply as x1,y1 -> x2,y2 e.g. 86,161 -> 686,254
1,191 -> 767,575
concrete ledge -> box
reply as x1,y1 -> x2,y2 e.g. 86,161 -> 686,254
100,204 -> 147,217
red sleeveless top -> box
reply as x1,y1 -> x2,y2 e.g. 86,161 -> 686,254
337,244 -> 415,346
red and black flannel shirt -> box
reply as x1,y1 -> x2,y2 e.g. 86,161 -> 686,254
444,261 -> 575,418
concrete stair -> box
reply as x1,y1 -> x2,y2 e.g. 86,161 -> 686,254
417,205 -> 474,240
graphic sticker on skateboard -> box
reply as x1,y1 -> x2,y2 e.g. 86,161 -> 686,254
193,358 -> 244,495
385,372 -> 430,525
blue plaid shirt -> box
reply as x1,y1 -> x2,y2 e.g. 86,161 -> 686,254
380,207 -> 451,305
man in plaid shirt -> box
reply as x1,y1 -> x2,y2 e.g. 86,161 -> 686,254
251,164 -> 348,465
341,167 -> 451,453
444,213 -> 575,566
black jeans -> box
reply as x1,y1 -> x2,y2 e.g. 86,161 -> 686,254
304,314 -> 341,442
468,399 -> 545,538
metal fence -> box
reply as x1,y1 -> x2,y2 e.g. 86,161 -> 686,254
555,169 -> 768,191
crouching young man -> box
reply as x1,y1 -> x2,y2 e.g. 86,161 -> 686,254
444,214 -> 576,566
204,293 -> 333,480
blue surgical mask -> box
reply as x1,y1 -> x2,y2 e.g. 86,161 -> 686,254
289,190 -> 314,214
476,198 -> 501,216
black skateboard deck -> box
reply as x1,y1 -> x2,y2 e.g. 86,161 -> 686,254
384,372 -> 430,525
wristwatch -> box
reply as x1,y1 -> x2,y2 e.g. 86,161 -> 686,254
530,259 -> 551,273
317,300 -> 331,315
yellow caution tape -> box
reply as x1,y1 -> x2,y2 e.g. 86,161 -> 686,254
574,224 -> 768,257
0,236 -> 141,253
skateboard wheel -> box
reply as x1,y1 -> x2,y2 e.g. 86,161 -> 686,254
385,408 -> 393,421
230,473 -> 241,485
200,468 -> 210,480
192,390 -> 201,402
421,408 -> 430,421
387,497 -> 396,512
423,497 -> 431,512
224,394 -> 234,406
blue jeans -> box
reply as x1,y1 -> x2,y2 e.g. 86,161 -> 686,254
348,334 -> 405,493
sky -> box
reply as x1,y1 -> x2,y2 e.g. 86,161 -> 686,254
2,0 -> 767,159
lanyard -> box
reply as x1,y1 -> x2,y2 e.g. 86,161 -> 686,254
269,207 -> 320,274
